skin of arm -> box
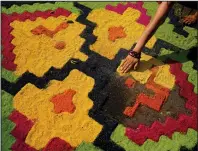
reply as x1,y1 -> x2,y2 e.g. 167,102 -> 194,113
120,1 -> 173,73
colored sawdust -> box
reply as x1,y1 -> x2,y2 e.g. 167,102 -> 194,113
145,67 -> 170,101
100,71 -> 189,129
158,48 -> 197,94
55,41 -> 66,50
2,2 -> 198,151
143,2 -> 197,50
9,110 -> 35,151
13,70 -> 102,150
123,67 -> 170,117
142,2 -> 158,17
108,26 -> 126,42
156,20 -> 197,50
125,62 -> 197,145
111,124 -> 197,151
117,53 -> 161,84
2,8 -> 71,71
88,8 -> 156,59
2,91 -> 15,151
2,2 -> 79,14
11,14 -> 87,77
2,67 -> 18,82
43,137 -> 73,151
154,65 -> 175,89
75,142 -> 102,151
124,78 -> 136,88
106,2 -> 151,26
117,54 -> 152,84
31,22 -> 69,38
50,89 -> 76,114
2,2 -> 126,15
79,2 -> 127,10
117,53 -> 175,89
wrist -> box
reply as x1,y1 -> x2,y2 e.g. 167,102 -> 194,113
128,49 -> 141,59
132,48 -> 141,53
133,43 -> 143,53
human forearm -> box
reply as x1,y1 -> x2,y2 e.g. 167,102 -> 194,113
133,2 -> 173,53
120,2 -> 173,73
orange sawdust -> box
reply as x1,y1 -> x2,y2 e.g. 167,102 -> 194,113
146,67 -> 170,100
123,67 -> 170,117
125,78 -> 136,88
31,22 -> 69,38
55,41 -> 66,50
108,26 -> 127,42
50,89 -> 76,114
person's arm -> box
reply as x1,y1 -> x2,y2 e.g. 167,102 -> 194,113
120,1 -> 173,73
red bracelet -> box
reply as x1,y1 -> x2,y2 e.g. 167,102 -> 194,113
128,50 -> 141,59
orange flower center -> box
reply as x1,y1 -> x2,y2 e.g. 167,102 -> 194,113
50,89 -> 76,114
108,26 -> 126,42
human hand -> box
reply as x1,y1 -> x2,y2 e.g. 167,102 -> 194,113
120,55 -> 140,73
181,15 -> 197,25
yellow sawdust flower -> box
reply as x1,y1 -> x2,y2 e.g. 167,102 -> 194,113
11,14 -> 87,77
13,70 -> 103,150
88,8 -> 157,59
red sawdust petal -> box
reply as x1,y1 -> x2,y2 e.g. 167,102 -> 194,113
105,2 -> 151,26
11,140 -> 37,151
9,110 -> 36,150
43,137 -> 74,151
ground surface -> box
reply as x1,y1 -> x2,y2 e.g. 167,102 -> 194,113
1,1 -> 198,151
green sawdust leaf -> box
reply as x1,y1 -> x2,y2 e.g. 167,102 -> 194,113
143,2 -> 198,50
75,142 -> 102,151
2,2 -> 127,15
2,2 -> 79,14
2,90 -> 15,151
2,67 -> 19,82
155,20 -> 197,50
78,2 -> 127,9
143,2 -> 158,17
158,48 -> 197,94
111,124 -> 197,151
182,62 -> 197,94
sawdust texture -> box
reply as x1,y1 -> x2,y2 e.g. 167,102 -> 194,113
50,89 -> 76,114
13,70 -> 103,150
11,14 -> 87,77
88,8 -> 157,59
108,26 -> 127,42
